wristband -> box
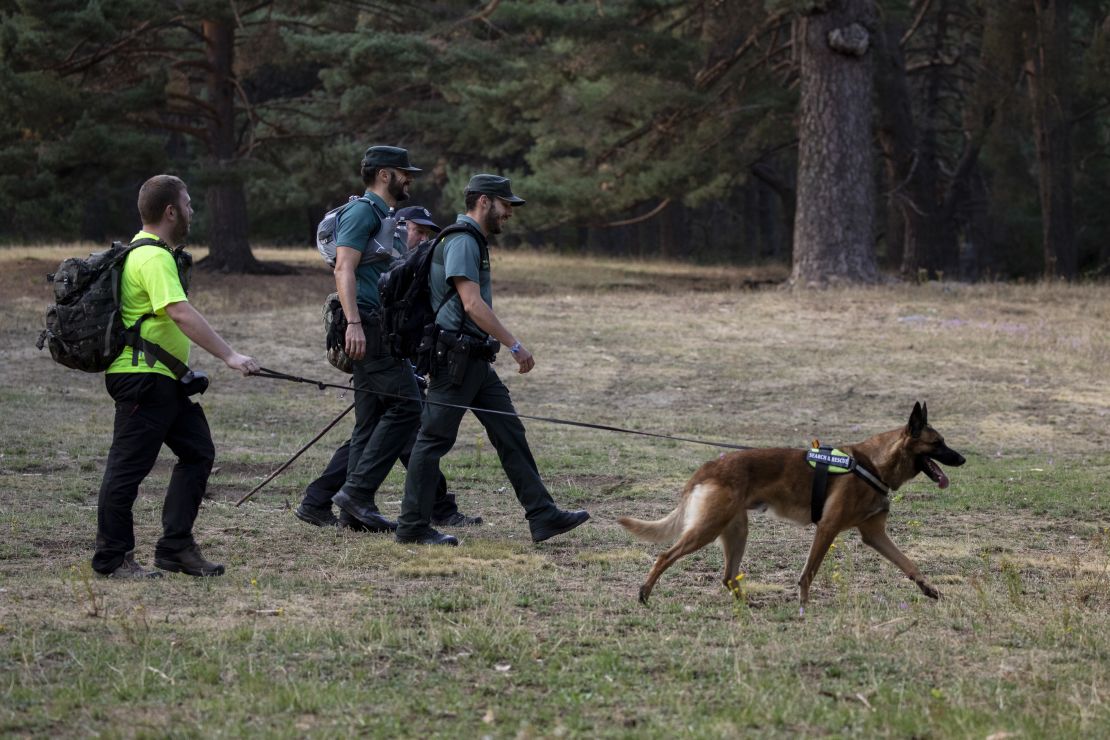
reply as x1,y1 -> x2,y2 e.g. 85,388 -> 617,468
348,320 -> 362,325
509,341 -> 522,354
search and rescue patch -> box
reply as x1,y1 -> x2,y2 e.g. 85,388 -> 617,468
806,447 -> 853,474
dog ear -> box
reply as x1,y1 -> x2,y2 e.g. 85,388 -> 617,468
922,401 -> 928,426
908,402 -> 925,438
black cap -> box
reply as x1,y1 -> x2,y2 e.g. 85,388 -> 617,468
361,145 -> 421,172
395,205 -> 440,232
465,174 -> 525,206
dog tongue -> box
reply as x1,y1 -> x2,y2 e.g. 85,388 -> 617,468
926,459 -> 950,489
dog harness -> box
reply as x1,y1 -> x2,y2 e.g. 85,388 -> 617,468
806,444 -> 891,523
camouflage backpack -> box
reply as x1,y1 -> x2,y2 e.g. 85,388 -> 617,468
35,238 -> 191,374
322,292 -> 354,374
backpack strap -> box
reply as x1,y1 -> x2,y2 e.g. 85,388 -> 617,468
124,314 -> 191,379
348,195 -> 385,254
121,236 -> 192,380
128,237 -> 167,250
430,222 -> 489,334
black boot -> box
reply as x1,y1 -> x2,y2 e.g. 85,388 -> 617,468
294,502 -> 339,527
154,545 -> 226,577
333,490 -> 397,532
530,509 -> 590,543
103,551 -> 163,579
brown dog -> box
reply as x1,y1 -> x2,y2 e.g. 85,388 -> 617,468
619,402 -> 965,605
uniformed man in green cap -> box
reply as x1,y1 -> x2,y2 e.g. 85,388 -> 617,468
330,145 -> 423,532
396,174 -> 591,546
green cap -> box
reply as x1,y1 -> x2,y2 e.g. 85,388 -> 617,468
361,146 -> 421,172
465,174 -> 525,206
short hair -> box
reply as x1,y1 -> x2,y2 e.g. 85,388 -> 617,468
138,175 -> 187,225
361,164 -> 387,186
464,190 -> 485,212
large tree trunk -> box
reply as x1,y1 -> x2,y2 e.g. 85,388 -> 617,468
198,18 -> 272,273
1027,0 -> 1076,280
790,0 -> 879,287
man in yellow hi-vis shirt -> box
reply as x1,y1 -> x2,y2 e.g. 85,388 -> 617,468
95,174 -> 259,579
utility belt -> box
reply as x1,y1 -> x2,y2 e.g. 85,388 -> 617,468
434,327 -> 500,386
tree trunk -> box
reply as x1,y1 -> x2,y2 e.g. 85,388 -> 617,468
198,18 -> 271,273
962,165 -> 992,281
790,0 -> 879,287
1027,0 -> 1076,280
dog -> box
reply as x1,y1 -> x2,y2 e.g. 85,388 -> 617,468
619,402 -> 965,605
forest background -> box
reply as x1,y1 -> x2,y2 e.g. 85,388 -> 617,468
2,0 -> 1109,283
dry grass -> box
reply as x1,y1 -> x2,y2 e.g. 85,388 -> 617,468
1,245 -> 1109,737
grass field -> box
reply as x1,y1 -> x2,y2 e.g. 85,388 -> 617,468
2,245 -> 1109,737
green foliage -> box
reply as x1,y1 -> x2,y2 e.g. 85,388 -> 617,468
1,1 -> 1109,275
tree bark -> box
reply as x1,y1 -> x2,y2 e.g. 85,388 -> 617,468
1027,0 -> 1076,280
790,0 -> 879,287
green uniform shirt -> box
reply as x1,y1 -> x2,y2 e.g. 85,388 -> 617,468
106,231 -> 190,379
432,215 -> 491,337
334,191 -> 395,310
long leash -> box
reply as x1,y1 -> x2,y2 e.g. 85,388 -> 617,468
234,401 -> 355,507
250,366 -> 755,453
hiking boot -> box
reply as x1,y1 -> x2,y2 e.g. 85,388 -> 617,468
154,545 -> 226,577
338,509 -> 397,533
333,490 -> 396,532
395,528 -> 459,547
103,552 -> 163,580
294,502 -> 338,527
530,509 -> 591,543
432,511 -> 484,527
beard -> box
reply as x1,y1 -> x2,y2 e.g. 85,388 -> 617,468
172,217 -> 190,244
387,172 -> 410,203
483,207 -> 502,235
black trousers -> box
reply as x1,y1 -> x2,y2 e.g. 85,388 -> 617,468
344,354 -> 422,506
301,439 -> 458,519
398,355 -> 558,538
92,373 -> 214,574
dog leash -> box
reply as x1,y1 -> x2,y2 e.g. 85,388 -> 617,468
249,366 -> 755,452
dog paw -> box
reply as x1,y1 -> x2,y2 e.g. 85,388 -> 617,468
919,582 -> 941,600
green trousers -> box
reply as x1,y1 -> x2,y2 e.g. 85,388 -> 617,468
397,354 -> 557,537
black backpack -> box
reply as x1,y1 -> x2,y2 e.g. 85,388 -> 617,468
36,238 -> 193,375
377,222 -> 486,373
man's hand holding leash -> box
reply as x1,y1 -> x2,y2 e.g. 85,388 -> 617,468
226,353 -> 259,376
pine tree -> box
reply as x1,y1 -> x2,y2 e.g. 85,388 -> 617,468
790,0 -> 880,286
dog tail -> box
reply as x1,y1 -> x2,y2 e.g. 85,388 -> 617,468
618,503 -> 685,544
